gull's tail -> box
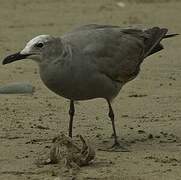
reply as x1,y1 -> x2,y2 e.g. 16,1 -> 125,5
164,33 -> 179,39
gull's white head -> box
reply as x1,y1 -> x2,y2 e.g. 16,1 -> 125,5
3,35 -> 63,65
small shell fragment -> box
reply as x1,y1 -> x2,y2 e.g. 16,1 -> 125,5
117,2 -> 126,8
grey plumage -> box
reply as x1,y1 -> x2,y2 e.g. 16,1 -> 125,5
2,24 -> 178,150
39,25 -> 176,100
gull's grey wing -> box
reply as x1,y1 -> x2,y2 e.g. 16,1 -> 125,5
63,26 -> 168,83
84,27 -> 168,83
80,29 -> 141,83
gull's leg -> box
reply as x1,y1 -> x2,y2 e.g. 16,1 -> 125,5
107,100 -> 119,145
68,100 -> 75,138
106,99 -> 129,152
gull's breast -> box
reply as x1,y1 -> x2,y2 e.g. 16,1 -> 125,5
39,61 -> 121,101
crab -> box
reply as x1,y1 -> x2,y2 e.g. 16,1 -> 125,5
37,133 -> 95,169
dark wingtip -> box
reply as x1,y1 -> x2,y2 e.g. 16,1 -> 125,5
164,33 -> 179,39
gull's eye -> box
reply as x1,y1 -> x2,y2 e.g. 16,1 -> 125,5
35,42 -> 44,48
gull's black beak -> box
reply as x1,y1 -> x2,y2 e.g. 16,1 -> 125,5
2,52 -> 30,65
